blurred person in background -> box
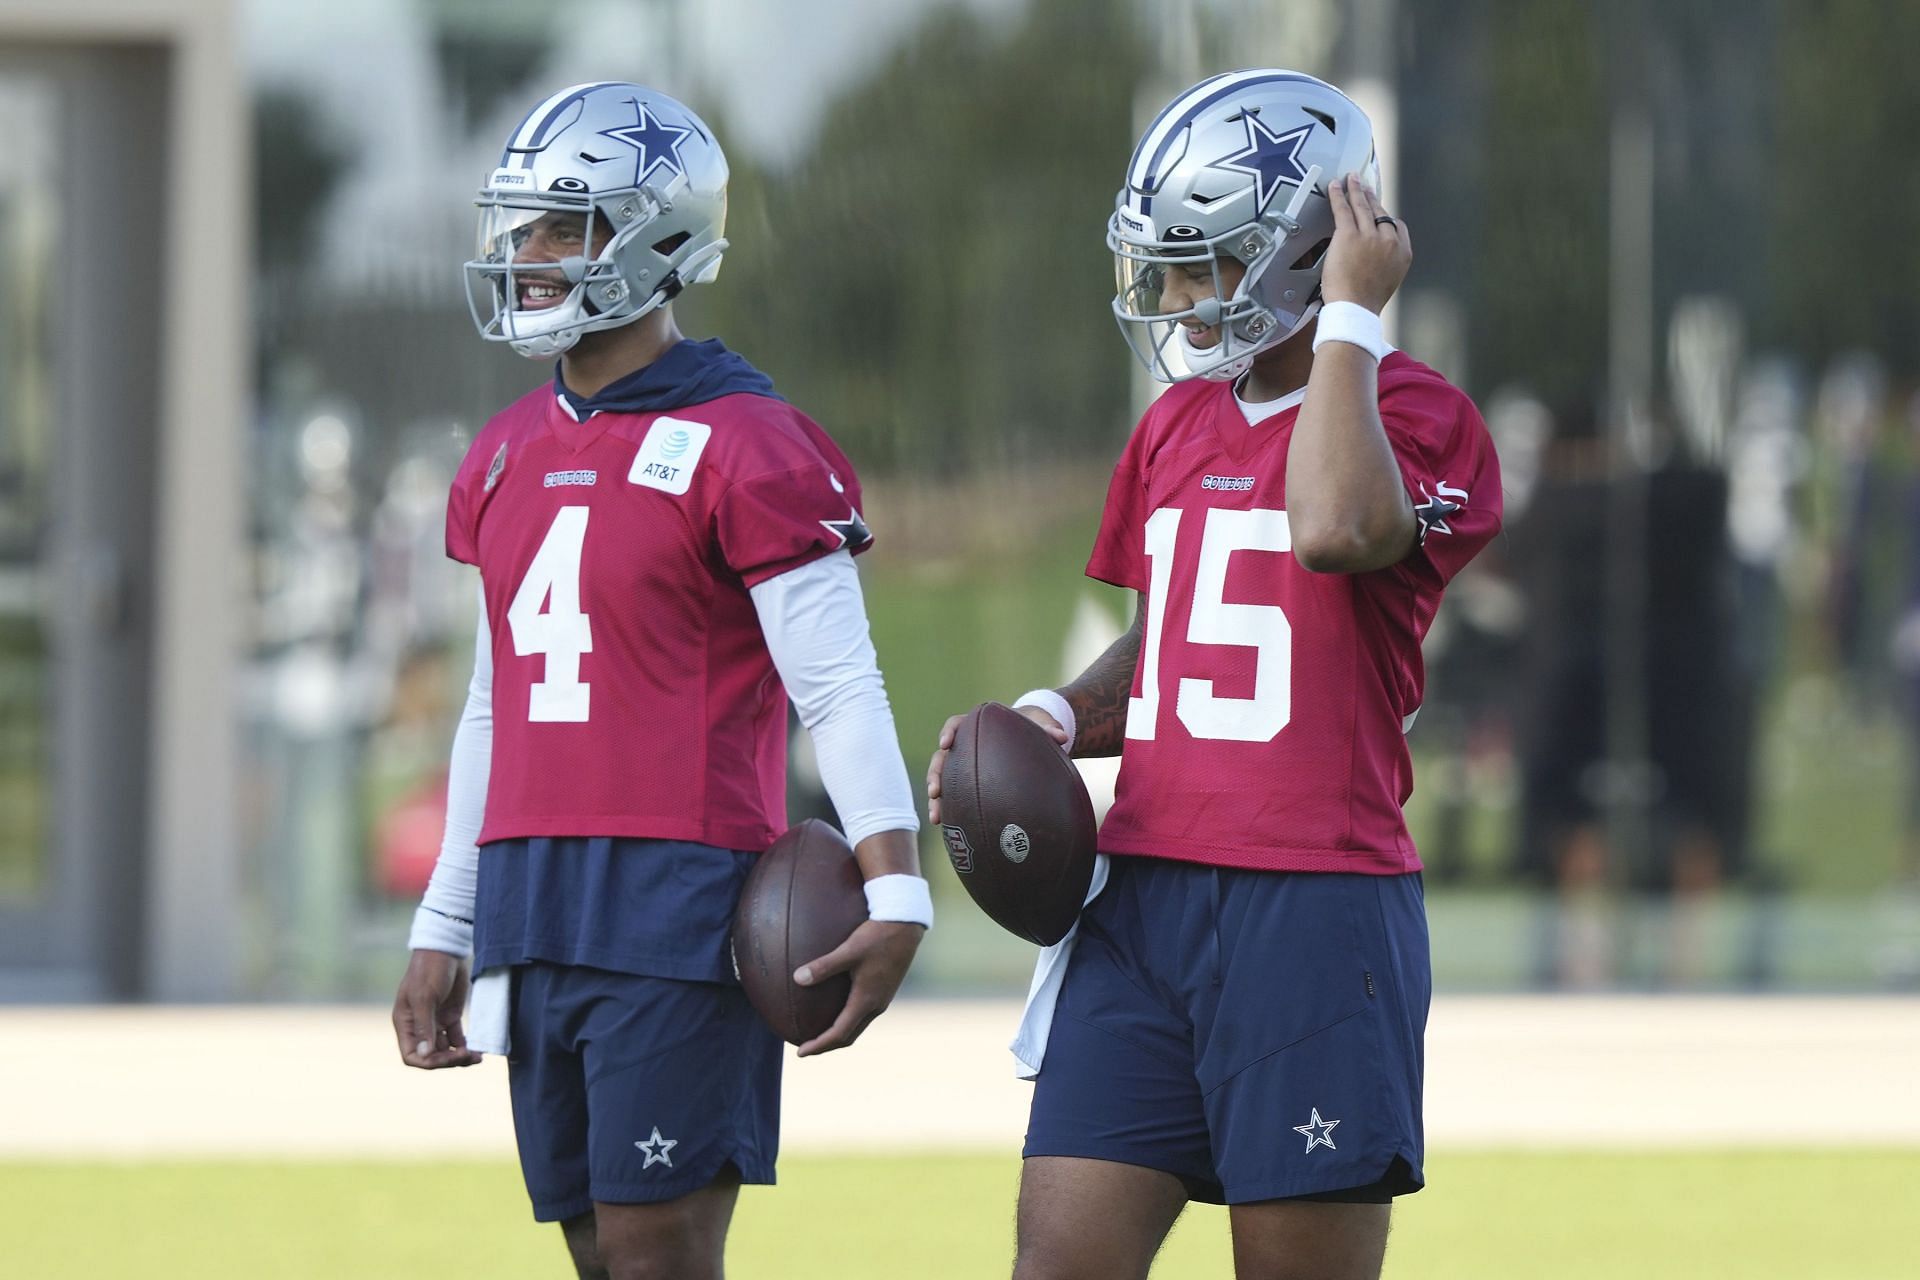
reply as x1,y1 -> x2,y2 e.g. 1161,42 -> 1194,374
388,82 -> 927,1280
1896,390 -> 1920,884
927,71 -> 1500,1280
1812,354 -> 1908,710
1511,391 -> 1751,988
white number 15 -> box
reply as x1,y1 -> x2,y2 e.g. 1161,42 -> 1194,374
1129,506 -> 1293,743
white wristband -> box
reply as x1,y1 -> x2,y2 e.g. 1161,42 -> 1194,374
864,874 -> 933,928
1311,300 -> 1391,362
1012,688 -> 1076,755
407,904 -> 474,957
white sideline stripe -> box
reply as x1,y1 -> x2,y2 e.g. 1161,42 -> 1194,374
0,998 -> 1916,1158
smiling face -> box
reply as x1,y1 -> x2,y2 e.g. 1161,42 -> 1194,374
508,210 -> 612,311
1154,254 -> 1249,349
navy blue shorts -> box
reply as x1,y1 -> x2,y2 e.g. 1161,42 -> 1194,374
1025,856 -> 1429,1205
506,961 -> 783,1221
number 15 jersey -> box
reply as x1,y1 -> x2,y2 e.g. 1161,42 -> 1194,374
1086,352 -> 1501,874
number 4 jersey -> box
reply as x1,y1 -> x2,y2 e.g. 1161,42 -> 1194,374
445,346 -> 871,852
1087,352 -> 1502,874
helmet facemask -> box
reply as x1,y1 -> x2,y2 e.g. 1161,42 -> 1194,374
1108,163 -> 1324,383
464,182 -> 726,360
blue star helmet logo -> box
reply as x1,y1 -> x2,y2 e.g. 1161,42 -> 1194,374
1219,114 -> 1313,213
596,99 -> 694,189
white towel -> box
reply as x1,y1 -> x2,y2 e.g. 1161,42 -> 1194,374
1009,854 -> 1110,1080
466,967 -> 511,1056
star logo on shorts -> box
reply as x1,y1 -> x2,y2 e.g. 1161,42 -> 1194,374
635,1126 -> 678,1169
1293,1108 -> 1341,1154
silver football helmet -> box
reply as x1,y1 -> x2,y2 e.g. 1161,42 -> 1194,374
1109,70 -> 1379,382
464,82 -> 730,359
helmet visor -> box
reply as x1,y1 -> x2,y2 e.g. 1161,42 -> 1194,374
1109,221 -> 1268,382
464,201 -> 617,345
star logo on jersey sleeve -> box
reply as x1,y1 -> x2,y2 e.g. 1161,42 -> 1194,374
634,1126 -> 678,1169
1219,114 -> 1313,213
1414,480 -> 1470,543
597,100 -> 693,189
821,508 -> 873,550
1292,1108 -> 1341,1154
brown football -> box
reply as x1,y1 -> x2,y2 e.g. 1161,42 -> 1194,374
732,819 -> 867,1045
938,701 -> 1098,946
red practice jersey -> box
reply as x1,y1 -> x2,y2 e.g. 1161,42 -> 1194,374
1087,352 -> 1501,874
446,386 -> 871,851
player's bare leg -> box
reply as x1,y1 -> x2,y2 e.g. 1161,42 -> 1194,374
1228,1200 -> 1391,1280
559,1168 -> 742,1280
1013,1156 -> 1188,1280
560,1213 -> 606,1279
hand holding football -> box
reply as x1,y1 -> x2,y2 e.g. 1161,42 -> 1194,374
732,819 -> 867,1045
937,702 -> 1098,946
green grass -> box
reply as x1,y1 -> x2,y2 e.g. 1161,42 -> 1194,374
3,1150 -> 1916,1278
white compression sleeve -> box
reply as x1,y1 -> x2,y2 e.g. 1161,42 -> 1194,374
407,584 -> 493,956
749,551 -> 920,848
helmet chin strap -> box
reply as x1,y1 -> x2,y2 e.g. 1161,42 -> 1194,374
1176,296 -> 1321,382
1178,324 -> 1247,381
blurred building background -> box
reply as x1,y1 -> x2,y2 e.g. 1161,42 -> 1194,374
4,0 -> 1920,1001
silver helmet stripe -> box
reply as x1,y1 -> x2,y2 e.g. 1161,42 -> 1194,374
1126,70 -> 1236,191
505,80 -> 623,166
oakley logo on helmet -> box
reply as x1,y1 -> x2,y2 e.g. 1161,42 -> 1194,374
548,175 -> 589,193
1165,225 -> 1204,241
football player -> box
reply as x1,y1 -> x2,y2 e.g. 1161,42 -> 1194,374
927,70 -> 1502,1279
391,83 -> 928,1280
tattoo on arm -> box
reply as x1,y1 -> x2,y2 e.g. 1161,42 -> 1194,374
1060,594 -> 1145,758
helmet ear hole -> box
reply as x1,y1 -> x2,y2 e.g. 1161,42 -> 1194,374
652,231 -> 691,256
1290,238 -> 1331,271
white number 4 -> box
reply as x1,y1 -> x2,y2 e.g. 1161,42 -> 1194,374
1129,505 -> 1293,743
508,505 -> 593,722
